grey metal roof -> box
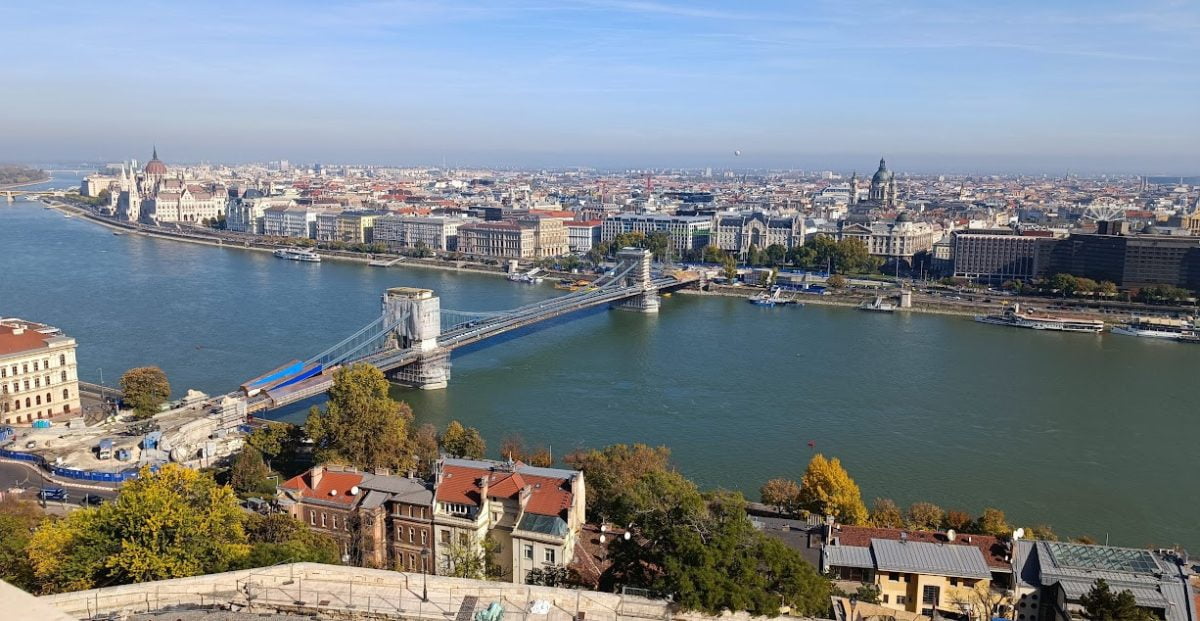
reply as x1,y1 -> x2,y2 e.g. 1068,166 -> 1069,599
870,538 -> 991,579
824,545 -> 874,570
359,489 -> 389,510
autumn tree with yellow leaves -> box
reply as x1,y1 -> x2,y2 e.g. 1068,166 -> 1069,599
798,453 -> 868,525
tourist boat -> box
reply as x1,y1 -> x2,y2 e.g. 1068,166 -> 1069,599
1110,317 -> 1197,341
507,268 -> 544,284
857,295 -> 897,313
974,303 -> 1103,333
273,248 -> 321,263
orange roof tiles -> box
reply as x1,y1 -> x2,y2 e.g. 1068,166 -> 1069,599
835,525 -> 1010,570
280,469 -> 366,506
0,323 -> 55,356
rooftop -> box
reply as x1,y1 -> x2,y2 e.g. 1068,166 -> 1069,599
0,318 -> 72,357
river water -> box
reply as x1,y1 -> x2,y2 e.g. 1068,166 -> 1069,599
3,173 -> 1197,547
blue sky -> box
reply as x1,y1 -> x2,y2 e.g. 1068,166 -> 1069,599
1,0 -> 1197,173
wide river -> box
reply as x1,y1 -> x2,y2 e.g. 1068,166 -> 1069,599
3,173 -> 1197,547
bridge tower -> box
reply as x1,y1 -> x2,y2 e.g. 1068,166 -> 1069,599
382,287 -> 449,389
613,247 -> 660,313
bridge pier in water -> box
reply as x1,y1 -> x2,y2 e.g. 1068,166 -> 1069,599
382,286 -> 449,389
611,248 -> 659,313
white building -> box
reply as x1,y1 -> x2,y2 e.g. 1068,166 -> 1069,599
601,213 -> 711,254
1,318 -> 81,426
373,215 -> 475,251
565,220 -> 603,253
227,197 -> 295,234
837,213 -> 942,264
263,205 -> 318,238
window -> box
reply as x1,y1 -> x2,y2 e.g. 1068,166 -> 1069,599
321,513 -> 327,527
441,530 -> 450,544
33,378 -> 39,389
32,361 -> 38,372
35,395 -> 40,406
459,533 -> 468,545
922,585 -> 940,605
409,553 -> 416,569
310,510 -> 316,525
881,595 -> 889,603
63,404 -> 69,413
61,371 -> 66,382
544,548 -> 556,564
896,596 -> 907,605
59,354 -> 65,366
949,578 -> 958,587
420,530 -> 427,545
409,527 -> 415,543
63,389 -> 68,400
331,515 -> 337,529
523,544 -> 533,560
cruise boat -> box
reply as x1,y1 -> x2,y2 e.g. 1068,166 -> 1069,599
974,303 -> 1103,333
1111,317 -> 1196,340
273,248 -> 321,263
857,295 -> 897,313
748,287 -> 801,307
507,267 -> 544,284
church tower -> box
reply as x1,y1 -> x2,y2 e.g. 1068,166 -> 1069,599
869,157 -> 892,203
848,171 -> 858,205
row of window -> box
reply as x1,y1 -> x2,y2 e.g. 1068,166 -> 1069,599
310,509 -> 350,531
1,355 -> 68,378
522,544 -> 556,564
3,391 -> 69,412
397,525 -> 428,546
3,372 -> 68,394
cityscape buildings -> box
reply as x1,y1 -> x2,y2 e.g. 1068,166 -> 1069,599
0,318 -> 81,426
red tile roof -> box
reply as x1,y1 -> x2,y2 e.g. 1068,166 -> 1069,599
0,322 -> 56,356
435,464 -> 573,518
834,525 -> 1011,570
280,469 -> 366,506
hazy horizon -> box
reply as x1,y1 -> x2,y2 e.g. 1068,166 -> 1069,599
2,1 -> 1197,174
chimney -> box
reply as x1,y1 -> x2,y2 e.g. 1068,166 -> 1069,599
478,476 -> 489,502
518,484 -> 532,512
373,467 -> 390,476
310,465 -> 325,489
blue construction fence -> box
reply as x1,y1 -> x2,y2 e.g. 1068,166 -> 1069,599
0,447 -> 142,483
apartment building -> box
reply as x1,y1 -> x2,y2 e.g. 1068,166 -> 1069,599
0,318 -> 81,426
226,197 -> 295,234
432,458 -> 586,584
837,213 -> 942,264
710,212 -> 806,260
336,211 -> 382,244
566,220 -> 603,253
277,465 -> 435,572
263,205 -> 318,238
513,215 -> 569,258
373,215 -> 474,251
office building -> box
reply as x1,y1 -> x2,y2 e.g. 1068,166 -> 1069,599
0,318 -> 81,426
601,213 -> 711,254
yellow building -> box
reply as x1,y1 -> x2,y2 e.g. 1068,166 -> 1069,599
335,211 -> 381,244
0,318 -> 81,426
822,527 -> 1012,618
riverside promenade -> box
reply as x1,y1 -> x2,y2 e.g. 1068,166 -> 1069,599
39,562 -> 831,621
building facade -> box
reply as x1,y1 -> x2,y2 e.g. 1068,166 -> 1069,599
710,212 -> 806,260
457,222 -> 536,259
373,215 -> 473,252
278,465 -> 435,572
263,206 -> 318,238
952,231 -> 1058,283
838,213 -> 941,264
566,220 -> 603,253
0,318 -> 81,426
514,215 -> 569,258
433,458 -> 586,584
601,213 -> 711,255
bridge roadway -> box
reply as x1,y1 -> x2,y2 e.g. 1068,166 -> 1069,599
250,274 -> 691,411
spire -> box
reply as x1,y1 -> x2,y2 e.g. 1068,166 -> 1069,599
878,157 -> 887,171
152,145 -> 158,160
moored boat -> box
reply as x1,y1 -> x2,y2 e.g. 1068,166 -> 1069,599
974,303 -> 1103,333
273,248 -> 321,262
857,295 -> 897,313
1111,317 -> 1196,340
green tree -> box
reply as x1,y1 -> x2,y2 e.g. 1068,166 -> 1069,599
1079,578 -> 1156,621
826,274 -> 848,289
1096,280 -> 1118,297
798,454 -> 868,524
945,509 -> 974,532
119,366 -> 171,418
411,423 -> 440,478
442,536 -> 504,580
0,497 -> 43,591
906,502 -> 945,531
645,231 -> 673,261
976,507 -> 1011,537
834,238 -> 877,273
27,464 -> 248,593
701,244 -> 730,264
238,513 -> 340,568
245,422 -> 303,470
765,244 -> 787,267
304,363 -> 414,471
230,446 -> 272,496
564,443 -> 673,523
854,583 -> 882,604
1049,273 -> 1079,297
869,498 -> 904,528
760,478 -> 801,515
439,420 -> 486,459
526,565 -> 573,587
1025,524 -> 1059,541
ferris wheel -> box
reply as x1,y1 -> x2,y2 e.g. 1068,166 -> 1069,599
1082,200 -> 1127,222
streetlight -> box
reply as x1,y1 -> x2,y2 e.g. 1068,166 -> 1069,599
420,546 -> 430,602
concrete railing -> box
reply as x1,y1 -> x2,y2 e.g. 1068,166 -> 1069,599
40,562 -> 830,621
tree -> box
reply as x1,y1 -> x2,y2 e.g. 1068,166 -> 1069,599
1096,280 -> 1118,297
952,580 -> 1013,620
238,513 -> 340,569
906,502 -> 945,531
442,536 -> 504,580
1050,273 -> 1079,297
564,443 -> 673,523
765,244 -> 787,267
245,422 -> 302,469
869,498 -> 904,528
411,423 -> 440,478
526,565 -> 573,587
945,509 -> 973,532
797,454 -> 867,524
230,446 -> 272,495
760,478 -> 801,515
976,507 -> 1011,537
854,583 -> 882,604
305,363 -> 414,471
27,464 -> 248,593
0,497 -> 43,591
826,274 -> 848,289
1025,524 -> 1058,541
439,420 -> 486,459
1079,579 -> 1156,621
119,366 -> 171,418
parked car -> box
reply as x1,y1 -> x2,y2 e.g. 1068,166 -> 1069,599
79,494 -> 104,506
38,488 -> 68,502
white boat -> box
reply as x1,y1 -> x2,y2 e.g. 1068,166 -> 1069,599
273,248 -> 321,263
1111,317 -> 1196,340
857,295 -> 896,312
507,267 -> 544,284
748,286 -> 800,307
974,303 -> 1103,333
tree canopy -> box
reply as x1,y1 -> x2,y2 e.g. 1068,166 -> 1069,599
1079,579 -> 1156,621
564,443 -> 674,523
119,366 -> 171,418
798,454 -> 868,524
760,478 -> 801,515
440,420 -> 486,459
305,363 -> 414,471
27,464 -> 248,593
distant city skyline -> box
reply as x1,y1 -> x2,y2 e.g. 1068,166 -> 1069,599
2,0 -> 1198,174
